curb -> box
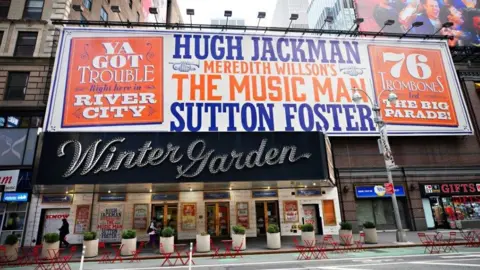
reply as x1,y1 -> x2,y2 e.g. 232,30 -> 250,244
74,241 -> 472,263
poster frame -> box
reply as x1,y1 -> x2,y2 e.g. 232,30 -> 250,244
283,200 -> 299,223
181,202 -> 197,231
73,204 -> 91,234
235,202 -> 249,229
132,203 -> 149,230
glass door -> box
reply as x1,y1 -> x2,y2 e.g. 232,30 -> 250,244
255,201 -> 279,235
152,204 -> 178,231
205,202 -> 230,237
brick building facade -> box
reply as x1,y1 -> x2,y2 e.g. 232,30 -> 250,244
336,67 -> 480,232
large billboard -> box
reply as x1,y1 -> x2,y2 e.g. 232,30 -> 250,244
43,28 -> 472,136
354,0 -> 480,47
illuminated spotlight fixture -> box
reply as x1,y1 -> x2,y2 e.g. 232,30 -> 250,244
229,187 -> 232,190
285,13 -> 298,34
223,10 -> 232,31
400,21 -> 423,39
346,17 -> 364,37
186,9 -> 195,29
424,21 -> 454,40
149,189 -> 152,193
318,15 -> 333,36
267,186 -> 271,190
313,182 -> 316,186
108,190 -> 111,194
373,19 -> 395,38
189,187 -> 193,192
149,7 -> 159,28
256,11 -> 266,30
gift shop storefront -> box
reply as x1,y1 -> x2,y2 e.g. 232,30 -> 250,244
420,183 -> 480,230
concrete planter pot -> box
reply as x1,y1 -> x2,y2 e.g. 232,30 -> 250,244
301,231 -> 316,247
364,228 -> 377,244
84,239 -> 99,257
196,234 -> 210,252
121,238 -> 137,256
42,241 -> 59,259
5,243 -> 19,261
232,234 -> 246,250
339,230 -> 353,246
160,236 -> 174,253
267,232 -> 281,249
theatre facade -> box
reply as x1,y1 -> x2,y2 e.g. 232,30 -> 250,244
24,27 -> 475,244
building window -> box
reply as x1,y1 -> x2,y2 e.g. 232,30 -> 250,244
137,11 -> 140,22
100,7 -> 108,21
14,32 -> 37,57
23,0 -> 44,20
82,0 -> 92,10
80,13 -> 87,25
0,31 -> 3,47
0,0 -> 10,19
129,0 -> 133,9
4,72 -> 29,101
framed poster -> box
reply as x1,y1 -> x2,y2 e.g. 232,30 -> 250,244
236,202 -> 249,228
74,205 -> 91,234
97,204 -> 124,242
181,203 -> 196,230
133,204 -> 149,230
283,200 -> 299,223
322,200 -> 337,226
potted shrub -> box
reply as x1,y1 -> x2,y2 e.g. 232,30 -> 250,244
232,225 -> 246,251
42,233 -> 60,258
300,224 -> 315,247
196,232 -> 210,253
83,231 -> 99,257
266,224 -> 281,249
121,230 -> 137,256
4,234 -> 19,261
363,222 -> 377,244
160,227 -> 175,253
339,222 -> 353,246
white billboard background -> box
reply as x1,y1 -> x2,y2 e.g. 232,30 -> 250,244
44,28 -> 472,136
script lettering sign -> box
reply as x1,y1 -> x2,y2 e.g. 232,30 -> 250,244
37,132 -> 329,185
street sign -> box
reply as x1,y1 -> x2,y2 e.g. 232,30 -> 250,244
385,183 -> 394,195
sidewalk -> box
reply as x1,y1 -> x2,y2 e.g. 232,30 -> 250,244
28,231 -> 473,262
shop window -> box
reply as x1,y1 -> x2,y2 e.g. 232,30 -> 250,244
0,0 -> 10,19
23,0 -> 44,20
14,32 -> 38,57
356,199 -> 408,230
1,203 -> 28,245
4,72 -> 29,100
0,116 -> 43,128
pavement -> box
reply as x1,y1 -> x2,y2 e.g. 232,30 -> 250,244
5,231 -> 480,269
7,246 -> 480,270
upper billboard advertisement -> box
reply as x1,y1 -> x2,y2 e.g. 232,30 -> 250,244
43,28 -> 472,136
354,0 -> 480,47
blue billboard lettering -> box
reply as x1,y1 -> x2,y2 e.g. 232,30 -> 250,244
251,38 -> 360,64
173,34 -> 244,60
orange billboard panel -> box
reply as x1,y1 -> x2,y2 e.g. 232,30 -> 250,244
368,45 -> 458,127
62,37 -> 164,127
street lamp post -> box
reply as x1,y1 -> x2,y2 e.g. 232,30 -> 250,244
351,87 -> 408,243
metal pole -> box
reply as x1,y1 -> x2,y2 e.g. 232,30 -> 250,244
374,107 -> 407,243
188,242 -> 193,270
79,245 -> 86,270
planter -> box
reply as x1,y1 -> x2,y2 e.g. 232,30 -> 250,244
84,239 -> 99,257
363,228 -> 377,244
160,236 -> 174,253
5,243 -> 19,261
232,234 -> 246,250
196,234 -> 210,253
267,232 -> 281,249
339,230 -> 353,246
121,238 -> 137,256
41,241 -> 59,259
301,231 -> 316,247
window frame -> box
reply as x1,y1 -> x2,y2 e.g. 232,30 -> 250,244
4,72 -> 30,101
82,0 -> 92,11
100,6 -> 108,21
22,0 -> 44,20
14,31 -> 38,57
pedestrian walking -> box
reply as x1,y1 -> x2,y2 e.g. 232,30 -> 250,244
147,220 -> 157,248
59,218 -> 70,248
